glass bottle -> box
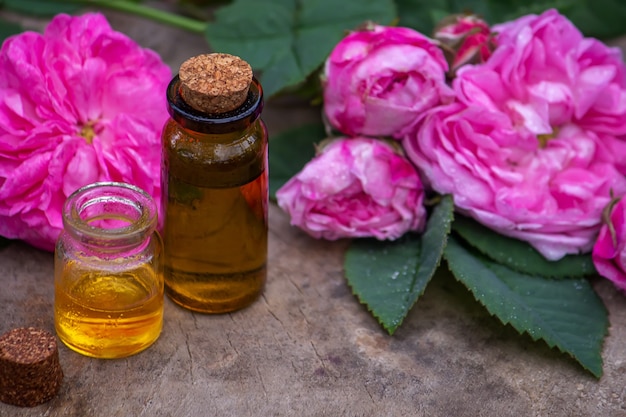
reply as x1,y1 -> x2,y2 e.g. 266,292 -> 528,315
54,182 -> 164,359
161,53 -> 268,313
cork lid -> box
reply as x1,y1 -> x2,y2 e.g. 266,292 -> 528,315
179,53 -> 253,114
0,327 -> 64,407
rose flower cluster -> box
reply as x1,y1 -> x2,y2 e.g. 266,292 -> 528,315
276,9 -> 626,291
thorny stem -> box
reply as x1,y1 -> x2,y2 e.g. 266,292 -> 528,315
66,0 -> 207,33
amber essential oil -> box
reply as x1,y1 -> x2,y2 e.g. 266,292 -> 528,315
161,54 -> 268,313
163,171 -> 267,312
54,261 -> 163,359
54,182 -> 164,359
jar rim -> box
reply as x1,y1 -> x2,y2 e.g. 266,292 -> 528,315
63,182 -> 157,247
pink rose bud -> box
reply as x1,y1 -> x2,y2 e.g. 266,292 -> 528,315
322,24 -> 454,139
433,13 -> 496,76
276,137 -> 427,241
593,197 -> 626,291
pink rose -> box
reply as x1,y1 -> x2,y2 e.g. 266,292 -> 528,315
433,14 -> 496,75
322,24 -> 454,139
593,198 -> 626,291
276,137 -> 426,240
403,9 -> 626,261
404,101 -> 626,261
0,13 -> 171,251
459,9 -> 626,139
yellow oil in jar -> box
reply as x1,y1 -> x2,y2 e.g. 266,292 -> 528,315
54,260 -> 163,359
163,170 -> 267,313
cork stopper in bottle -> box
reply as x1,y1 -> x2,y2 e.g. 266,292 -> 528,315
179,53 -> 253,114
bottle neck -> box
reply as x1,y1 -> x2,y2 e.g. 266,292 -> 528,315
62,182 -> 157,252
166,75 -> 264,134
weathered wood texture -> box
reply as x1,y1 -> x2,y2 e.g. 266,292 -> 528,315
2,4 -> 626,416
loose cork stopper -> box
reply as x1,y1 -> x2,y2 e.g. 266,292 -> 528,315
0,327 -> 64,407
179,53 -> 253,114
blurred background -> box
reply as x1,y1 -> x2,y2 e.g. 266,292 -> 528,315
2,0 -> 626,102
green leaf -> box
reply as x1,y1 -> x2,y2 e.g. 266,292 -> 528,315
268,122 -> 324,199
395,0 -> 626,40
0,18 -> 22,43
444,235 -> 608,377
452,215 -> 596,278
396,0 -> 493,36
2,0 -> 80,15
206,0 -> 396,97
344,195 -> 454,334
566,0 -> 626,39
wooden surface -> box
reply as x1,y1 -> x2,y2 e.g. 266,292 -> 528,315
3,204 -> 626,417
2,4 -> 626,416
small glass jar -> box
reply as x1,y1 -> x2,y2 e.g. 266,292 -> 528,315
54,182 -> 164,359
161,55 -> 268,314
